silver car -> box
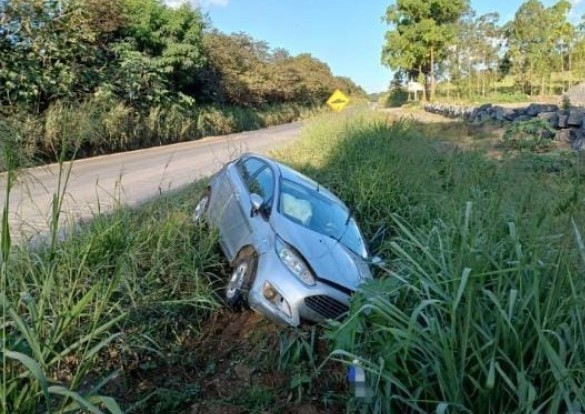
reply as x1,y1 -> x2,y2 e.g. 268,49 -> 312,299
193,153 -> 375,327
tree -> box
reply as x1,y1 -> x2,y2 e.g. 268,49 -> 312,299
382,0 -> 469,100
334,76 -> 367,97
195,31 -> 355,107
573,16 -> 585,80
505,0 -> 572,95
0,0 -> 364,113
120,0 -> 206,98
195,31 -> 271,105
447,11 -> 501,98
0,0 -> 125,111
548,1 -> 573,91
475,13 -> 502,96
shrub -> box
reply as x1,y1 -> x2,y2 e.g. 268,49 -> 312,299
381,88 -> 409,108
1,99 -> 319,170
503,119 -> 556,152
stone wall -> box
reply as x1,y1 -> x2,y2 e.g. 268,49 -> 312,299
423,103 -> 585,151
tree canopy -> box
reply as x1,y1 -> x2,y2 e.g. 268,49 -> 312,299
194,32 -> 363,106
382,0 -> 470,100
505,0 -> 572,95
382,0 -> 585,100
0,0 -> 364,114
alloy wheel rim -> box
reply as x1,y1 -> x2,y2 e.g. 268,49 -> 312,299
193,196 -> 208,221
226,262 -> 247,299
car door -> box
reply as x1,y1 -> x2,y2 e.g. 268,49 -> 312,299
219,157 -> 272,260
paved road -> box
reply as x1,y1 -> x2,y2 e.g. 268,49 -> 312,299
0,121 -> 302,242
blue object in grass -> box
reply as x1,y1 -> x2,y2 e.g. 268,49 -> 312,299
348,362 -> 367,398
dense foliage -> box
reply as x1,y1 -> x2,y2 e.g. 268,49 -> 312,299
197,31 -> 364,106
0,0 -> 364,164
382,0 -> 585,100
382,0 -> 469,100
0,0 -> 363,113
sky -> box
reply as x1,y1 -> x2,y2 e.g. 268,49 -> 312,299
165,0 -> 585,93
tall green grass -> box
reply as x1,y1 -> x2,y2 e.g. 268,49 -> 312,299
275,110 -> 585,413
4,106 -> 585,413
0,118 -> 223,412
6,98 -> 322,168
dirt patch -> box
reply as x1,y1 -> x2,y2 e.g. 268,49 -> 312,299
380,106 -> 456,123
381,107 -> 507,153
190,402 -> 242,414
284,403 -> 322,414
379,105 -> 574,158
102,310 -> 346,414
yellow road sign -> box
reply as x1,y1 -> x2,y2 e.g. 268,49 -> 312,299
326,89 -> 350,112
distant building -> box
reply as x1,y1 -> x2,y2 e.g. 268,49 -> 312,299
407,81 -> 424,92
407,81 -> 424,101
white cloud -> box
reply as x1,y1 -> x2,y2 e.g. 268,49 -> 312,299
164,0 -> 228,9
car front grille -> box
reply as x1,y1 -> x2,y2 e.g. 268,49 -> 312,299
304,295 -> 349,320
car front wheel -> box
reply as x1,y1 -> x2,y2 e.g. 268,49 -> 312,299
193,189 -> 210,223
225,252 -> 257,310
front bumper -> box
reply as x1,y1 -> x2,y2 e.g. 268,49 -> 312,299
247,249 -> 351,327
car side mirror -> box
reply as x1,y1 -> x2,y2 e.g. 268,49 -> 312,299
250,193 -> 264,215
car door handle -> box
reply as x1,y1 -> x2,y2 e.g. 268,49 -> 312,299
234,192 -> 240,201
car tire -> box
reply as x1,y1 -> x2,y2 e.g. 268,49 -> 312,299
225,251 -> 257,310
193,188 -> 210,223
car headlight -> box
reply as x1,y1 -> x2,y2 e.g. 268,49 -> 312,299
275,236 -> 316,286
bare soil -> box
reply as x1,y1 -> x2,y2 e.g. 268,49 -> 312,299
380,106 -> 570,159
103,310 -> 346,414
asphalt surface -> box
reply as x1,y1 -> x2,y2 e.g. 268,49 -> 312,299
0,121 -> 302,242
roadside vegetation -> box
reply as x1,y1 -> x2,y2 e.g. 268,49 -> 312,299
1,151 -> 224,412
5,0 -> 585,411
3,103 -> 585,412
0,0 -> 364,167
382,0 -> 585,102
4,100 -> 323,166
275,110 -> 585,413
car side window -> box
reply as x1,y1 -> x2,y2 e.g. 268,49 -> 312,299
237,158 -> 275,204
237,158 -> 264,183
249,167 -> 274,203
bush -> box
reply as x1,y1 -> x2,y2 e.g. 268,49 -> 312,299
503,119 -> 556,152
3,99 -> 320,169
381,88 -> 409,108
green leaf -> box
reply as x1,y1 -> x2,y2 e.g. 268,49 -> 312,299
5,350 -> 50,405
48,385 -> 104,414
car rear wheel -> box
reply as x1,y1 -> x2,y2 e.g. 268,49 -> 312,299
225,251 -> 257,310
193,189 -> 210,223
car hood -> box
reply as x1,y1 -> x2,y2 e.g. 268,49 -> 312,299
271,214 -> 372,291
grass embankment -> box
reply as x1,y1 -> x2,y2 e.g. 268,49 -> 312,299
1,181 -> 225,413
3,99 -> 321,169
275,111 -> 585,413
3,109 -> 585,413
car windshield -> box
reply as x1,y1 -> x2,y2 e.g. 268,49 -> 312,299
278,178 -> 368,259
